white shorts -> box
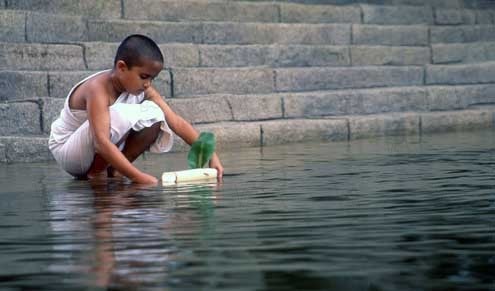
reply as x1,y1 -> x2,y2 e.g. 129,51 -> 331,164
50,101 -> 174,176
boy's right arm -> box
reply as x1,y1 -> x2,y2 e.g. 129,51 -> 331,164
86,90 -> 157,184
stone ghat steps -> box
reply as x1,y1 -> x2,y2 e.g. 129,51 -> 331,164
3,0 -> 494,24
2,106 -> 494,163
3,8 -> 495,45
4,62 -> 495,101
3,84 -> 495,136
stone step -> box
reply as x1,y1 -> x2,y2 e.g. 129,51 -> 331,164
5,0 -> 484,25
3,106 -> 495,163
5,84 -> 495,139
2,8 -> 455,46
1,41 -> 437,71
432,42 -> 495,64
431,25 -> 495,43
426,61 -> 495,85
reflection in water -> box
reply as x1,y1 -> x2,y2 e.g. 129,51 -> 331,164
0,130 -> 493,290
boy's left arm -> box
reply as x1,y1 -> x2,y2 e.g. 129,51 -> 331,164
145,86 -> 224,179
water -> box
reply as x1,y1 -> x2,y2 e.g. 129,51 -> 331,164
0,130 -> 494,291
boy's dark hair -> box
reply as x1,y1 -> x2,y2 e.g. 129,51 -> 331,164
114,34 -> 164,68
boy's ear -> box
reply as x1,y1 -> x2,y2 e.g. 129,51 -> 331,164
116,60 -> 128,71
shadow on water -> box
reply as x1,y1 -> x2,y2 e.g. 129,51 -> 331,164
0,129 -> 494,290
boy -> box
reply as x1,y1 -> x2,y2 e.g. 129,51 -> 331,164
49,34 -> 223,184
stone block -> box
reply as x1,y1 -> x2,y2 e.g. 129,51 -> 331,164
284,87 -> 428,118
280,3 -> 361,23
5,136 -> 52,163
431,25 -> 495,43
86,43 -> 200,69
351,46 -> 430,66
40,97 -> 64,133
167,96 -> 232,124
88,20 -> 203,43
275,66 -> 424,92
26,12 -> 86,43
426,86 -> 464,111
0,43 -> 85,71
434,9 -> 476,25
0,10 -> 26,42
172,68 -> 274,97
48,70 -> 171,99
0,101 -> 41,135
431,42 -> 495,64
0,71 -> 48,101
193,122 -> 262,151
227,94 -> 283,121
421,109 -> 493,133
124,0 -> 278,22
476,10 -> 495,24
426,62 -> 495,85
269,45 -> 350,67
0,141 -> 6,163
349,113 -> 420,140
203,23 -> 351,45
361,5 -> 433,25
199,45 -> 267,67
455,84 -> 495,106
7,0 -> 121,19
261,118 -> 348,146
353,25 -> 428,46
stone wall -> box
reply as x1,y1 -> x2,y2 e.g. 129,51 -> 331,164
0,0 -> 495,162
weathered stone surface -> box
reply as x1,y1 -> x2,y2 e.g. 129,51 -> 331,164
199,44 -> 349,67
281,3 -> 361,23
435,9 -> 476,25
40,97 -> 64,133
0,141 -> 6,163
0,43 -> 85,70
275,67 -> 424,92
426,62 -> 495,85
0,10 -> 26,42
351,46 -> 430,66
269,45 -> 350,67
167,97 -> 232,124
172,68 -> 274,97
88,20 -> 203,43
454,84 -> 495,106
85,42 -> 200,69
7,0 -> 121,19
284,87 -> 427,117
48,70 -> 171,99
124,0 -> 278,22
349,113 -> 420,140
421,109 -> 493,133
0,71 -> 48,101
261,118 -> 348,145
431,42 -> 495,64
426,86 -> 465,111
431,25 -> 495,43
203,23 -> 351,45
353,25 -> 428,46
0,101 -> 41,135
194,122 -> 262,150
227,94 -> 283,121
4,136 -> 52,163
361,5 -> 433,25
476,10 -> 495,24
26,12 -> 86,43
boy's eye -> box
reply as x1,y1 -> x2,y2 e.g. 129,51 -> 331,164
140,74 -> 151,80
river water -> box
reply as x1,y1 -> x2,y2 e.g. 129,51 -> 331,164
0,130 -> 494,291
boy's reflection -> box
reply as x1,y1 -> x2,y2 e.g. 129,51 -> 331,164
89,178 -> 220,288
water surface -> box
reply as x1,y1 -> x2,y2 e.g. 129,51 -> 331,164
0,130 -> 494,291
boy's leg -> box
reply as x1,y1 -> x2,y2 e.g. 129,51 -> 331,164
87,122 -> 162,178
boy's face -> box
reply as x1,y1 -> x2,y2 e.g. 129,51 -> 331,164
117,58 -> 163,95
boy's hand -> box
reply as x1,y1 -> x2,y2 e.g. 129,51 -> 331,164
209,153 -> 224,181
132,172 -> 158,185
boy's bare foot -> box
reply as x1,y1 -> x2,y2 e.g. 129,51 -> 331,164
107,167 -> 124,178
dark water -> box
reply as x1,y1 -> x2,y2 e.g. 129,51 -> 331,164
0,130 -> 494,291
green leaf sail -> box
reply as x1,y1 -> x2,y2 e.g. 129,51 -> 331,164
187,132 -> 216,169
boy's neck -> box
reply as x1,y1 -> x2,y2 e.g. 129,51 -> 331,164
109,70 -> 125,96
